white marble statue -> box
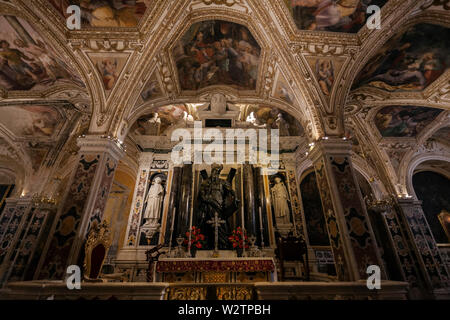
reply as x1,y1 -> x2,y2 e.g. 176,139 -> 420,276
143,177 -> 164,226
271,177 -> 291,224
275,113 -> 290,136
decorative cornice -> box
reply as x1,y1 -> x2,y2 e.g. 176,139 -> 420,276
77,135 -> 126,161
308,138 -> 353,163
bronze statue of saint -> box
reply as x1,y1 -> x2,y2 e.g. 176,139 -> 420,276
197,164 -> 239,250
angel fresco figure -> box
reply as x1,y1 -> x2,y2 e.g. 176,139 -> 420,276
197,164 -> 239,250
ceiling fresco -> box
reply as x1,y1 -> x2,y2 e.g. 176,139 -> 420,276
0,15 -> 84,91
131,105 -> 194,137
172,20 -> 261,91
0,105 -> 64,138
140,72 -> 162,102
273,73 -> 295,104
48,0 -> 150,28
244,105 -> 304,136
374,106 -> 443,138
88,52 -> 129,93
286,0 -> 387,33
354,23 -> 450,92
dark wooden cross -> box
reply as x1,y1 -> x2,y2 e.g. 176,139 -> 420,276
207,211 -> 226,256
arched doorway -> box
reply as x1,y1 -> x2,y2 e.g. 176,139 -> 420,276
412,167 -> 450,244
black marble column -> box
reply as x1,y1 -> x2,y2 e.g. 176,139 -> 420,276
176,164 -> 193,238
164,166 -> 182,246
255,167 -> 269,246
243,165 -> 257,238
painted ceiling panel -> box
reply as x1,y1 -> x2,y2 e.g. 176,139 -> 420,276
286,0 -> 387,33
173,20 -> 261,91
48,0 -> 149,28
354,23 -> 450,92
0,105 -> 65,138
374,106 -> 443,138
0,15 -> 84,91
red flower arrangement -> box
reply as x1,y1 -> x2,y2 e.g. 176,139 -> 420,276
183,226 -> 206,249
228,227 -> 249,249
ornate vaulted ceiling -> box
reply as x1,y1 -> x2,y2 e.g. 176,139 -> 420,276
0,0 -> 447,198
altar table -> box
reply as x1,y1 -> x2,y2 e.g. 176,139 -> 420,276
155,257 -> 277,283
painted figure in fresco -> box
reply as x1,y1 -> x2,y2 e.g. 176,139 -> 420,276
132,106 -> 191,137
290,0 -> 382,33
197,164 -> 239,250
0,40 -> 38,84
134,112 -> 160,136
143,177 -> 164,226
0,16 -> 84,90
276,82 -> 294,104
245,106 -> 304,136
271,177 -> 291,225
80,0 -> 146,27
141,78 -> 160,101
316,59 -> 334,96
13,38 -> 73,83
375,106 -> 443,138
380,110 -> 418,137
354,24 -> 449,92
370,61 -> 427,90
48,0 -> 146,27
97,58 -> 118,90
0,106 -> 60,138
175,21 -> 260,91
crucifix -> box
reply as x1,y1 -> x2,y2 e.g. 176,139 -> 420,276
207,211 -> 226,257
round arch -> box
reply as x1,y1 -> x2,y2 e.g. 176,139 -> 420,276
402,154 -> 450,199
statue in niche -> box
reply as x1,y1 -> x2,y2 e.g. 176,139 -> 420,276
143,177 -> 164,227
271,177 -> 291,225
197,164 -> 239,250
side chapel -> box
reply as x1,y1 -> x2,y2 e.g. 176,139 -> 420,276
0,0 -> 449,300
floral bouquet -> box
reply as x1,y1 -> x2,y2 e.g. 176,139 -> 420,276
228,226 -> 249,250
183,226 -> 206,250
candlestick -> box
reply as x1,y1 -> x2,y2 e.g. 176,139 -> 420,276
259,206 -> 265,248
168,207 -> 176,256
241,206 -> 246,257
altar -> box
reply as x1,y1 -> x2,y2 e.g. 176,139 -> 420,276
155,257 -> 276,284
